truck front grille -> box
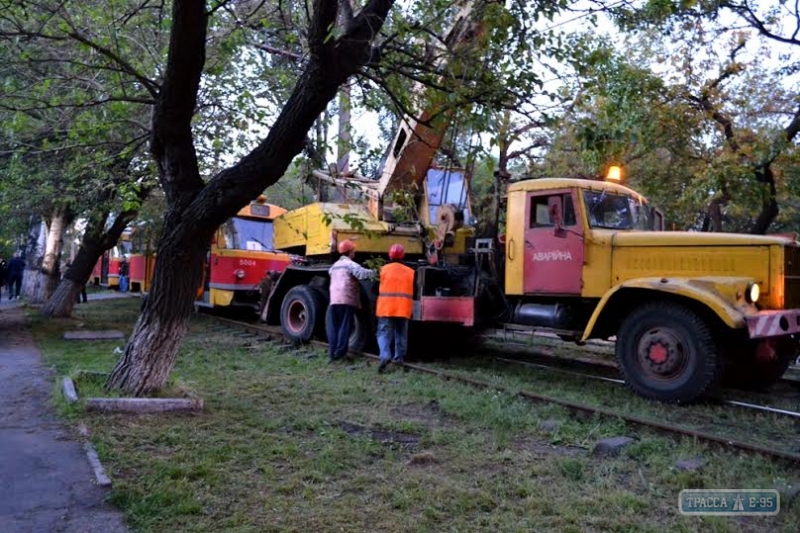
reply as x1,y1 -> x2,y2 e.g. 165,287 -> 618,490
785,244 -> 800,310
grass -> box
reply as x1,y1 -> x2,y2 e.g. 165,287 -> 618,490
28,299 -> 800,532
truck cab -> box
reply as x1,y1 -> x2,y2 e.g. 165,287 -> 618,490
502,178 -> 800,403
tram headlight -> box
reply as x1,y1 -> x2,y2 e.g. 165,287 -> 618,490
745,282 -> 760,304
235,269 -> 246,280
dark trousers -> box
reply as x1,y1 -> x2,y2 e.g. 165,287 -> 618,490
326,304 -> 354,360
76,285 -> 87,303
8,275 -> 21,299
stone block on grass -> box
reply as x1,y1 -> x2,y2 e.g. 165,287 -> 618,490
674,457 -> 706,472
84,397 -> 204,413
63,330 -> 125,341
593,436 -> 635,457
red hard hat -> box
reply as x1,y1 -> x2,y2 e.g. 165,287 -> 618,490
337,239 -> 356,254
388,243 -> 405,260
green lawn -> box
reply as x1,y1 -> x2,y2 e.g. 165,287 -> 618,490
31,299 -> 800,532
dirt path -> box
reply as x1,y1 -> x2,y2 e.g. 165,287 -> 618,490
0,302 -> 127,532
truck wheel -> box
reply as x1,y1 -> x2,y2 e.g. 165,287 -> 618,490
723,336 -> 798,391
616,302 -> 721,404
280,286 -> 324,344
349,310 -> 370,353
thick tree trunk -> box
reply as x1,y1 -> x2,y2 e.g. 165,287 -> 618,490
106,71 -> 360,394
44,280 -> 85,316
27,211 -> 71,304
105,224 -> 210,395
20,217 -> 45,300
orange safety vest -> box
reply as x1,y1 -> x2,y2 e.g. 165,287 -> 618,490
376,262 -> 415,318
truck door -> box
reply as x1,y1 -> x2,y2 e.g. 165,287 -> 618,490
523,189 -> 584,294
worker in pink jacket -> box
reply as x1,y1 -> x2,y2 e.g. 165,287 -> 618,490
327,239 -> 376,361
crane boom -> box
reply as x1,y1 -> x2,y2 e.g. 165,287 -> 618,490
376,0 -> 486,200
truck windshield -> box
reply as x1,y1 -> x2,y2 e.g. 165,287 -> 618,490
221,217 -> 275,250
583,190 -> 658,231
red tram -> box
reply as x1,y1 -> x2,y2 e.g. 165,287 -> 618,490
195,195 -> 293,311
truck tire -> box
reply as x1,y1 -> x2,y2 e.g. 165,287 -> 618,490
348,309 -> 370,353
616,302 -> 721,404
280,286 -> 325,344
723,336 -> 798,391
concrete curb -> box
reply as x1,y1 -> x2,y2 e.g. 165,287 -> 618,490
77,424 -> 111,487
61,373 -> 204,413
62,376 -> 79,403
84,397 -> 204,413
63,330 -> 125,340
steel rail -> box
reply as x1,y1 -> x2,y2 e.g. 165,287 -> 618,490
202,314 -> 800,464
494,357 -> 800,420
482,330 -> 800,384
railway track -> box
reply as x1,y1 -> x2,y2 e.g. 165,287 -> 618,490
199,312 -> 800,464
483,326 -> 800,384
491,356 -> 800,419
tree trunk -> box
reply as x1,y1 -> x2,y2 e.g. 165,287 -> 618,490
337,86 -> 351,173
749,167 -> 778,235
44,280 -> 85,316
701,188 -> 730,232
333,86 -> 351,201
105,224 -> 210,395
42,208 -> 139,317
20,217 -> 45,300
27,210 -> 71,304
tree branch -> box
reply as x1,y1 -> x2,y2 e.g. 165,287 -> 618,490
66,31 -> 160,98
251,42 -> 303,61
150,0 -> 208,203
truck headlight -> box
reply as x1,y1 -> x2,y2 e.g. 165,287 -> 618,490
235,269 -> 246,280
746,282 -> 760,304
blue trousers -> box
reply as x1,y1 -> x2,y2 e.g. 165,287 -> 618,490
377,317 -> 409,363
119,275 -> 129,293
326,304 -> 354,360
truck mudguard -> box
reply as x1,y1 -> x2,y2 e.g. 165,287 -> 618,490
581,277 -> 758,342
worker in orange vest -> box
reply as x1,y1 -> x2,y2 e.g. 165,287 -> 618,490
376,244 -> 415,373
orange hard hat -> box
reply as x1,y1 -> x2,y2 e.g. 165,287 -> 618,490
388,243 -> 405,260
337,239 -> 356,254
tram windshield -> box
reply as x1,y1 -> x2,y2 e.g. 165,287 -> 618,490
221,216 -> 275,250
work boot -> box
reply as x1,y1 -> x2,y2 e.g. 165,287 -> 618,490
378,359 -> 389,373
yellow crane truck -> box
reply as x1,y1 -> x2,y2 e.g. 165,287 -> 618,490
263,172 -> 800,404
259,0 -> 800,403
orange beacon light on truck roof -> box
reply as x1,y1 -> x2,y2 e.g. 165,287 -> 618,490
606,165 -> 622,182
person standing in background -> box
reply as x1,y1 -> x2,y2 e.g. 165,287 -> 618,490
118,256 -> 130,293
7,252 -> 24,300
0,256 -> 7,302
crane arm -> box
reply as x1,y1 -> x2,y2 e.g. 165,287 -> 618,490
376,0 -> 489,202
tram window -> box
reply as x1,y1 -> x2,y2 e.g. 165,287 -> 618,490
222,217 -> 275,250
